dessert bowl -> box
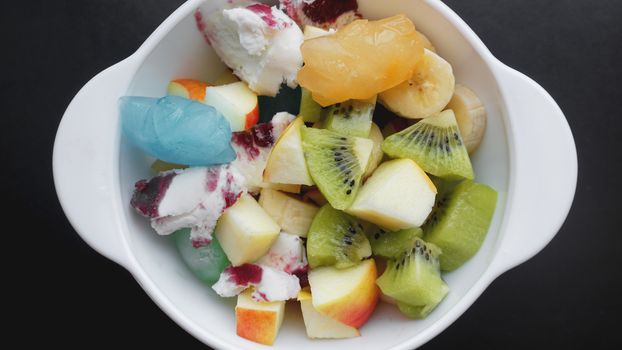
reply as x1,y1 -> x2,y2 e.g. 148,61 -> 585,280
53,0 -> 577,349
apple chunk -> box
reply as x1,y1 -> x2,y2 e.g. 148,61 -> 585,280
215,193 -> 281,266
166,79 -> 208,101
236,290 -> 285,345
308,259 -> 379,328
298,290 -> 360,339
347,159 -> 437,231
264,117 -> 314,186
258,188 -> 319,237
204,81 -> 259,131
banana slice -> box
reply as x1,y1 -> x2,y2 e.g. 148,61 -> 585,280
446,84 -> 487,154
379,49 -> 455,119
416,31 -> 436,52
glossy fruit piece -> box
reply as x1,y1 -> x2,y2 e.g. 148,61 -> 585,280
366,226 -> 423,259
347,159 -> 437,231
235,289 -> 285,345
382,110 -> 474,180
215,193 -> 281,266
298,15 -> 424,106
323,95 -> 377,137
298,290 -> 360,339
204,82 -> 259,131
167,79 -> 208,101
446,84 -> 487,154
308,259 -> 379,328
306,204 -> 371,269
173,229 -> 230,284
299,87 -> 323,123
301,127 -> 373,210
423,179 -> 498,271
379,49 -> 455,119
258,188 -> 319,237
363,122 -> 384,178
376,238 -> 448,319
263,117 -> 314,186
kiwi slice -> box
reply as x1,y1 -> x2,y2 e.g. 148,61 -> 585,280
301,127 -> 373,210
423,179 -> 497,271
299,87 -> 323,123
382,110 -> 474,180
323,96 -> 377,137
376,238 -> 448,317
307,204 -> 372,269
366,226 -> 423,259
396,301 -> 437,319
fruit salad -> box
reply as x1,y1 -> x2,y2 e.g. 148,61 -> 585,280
121,0 -> 498,346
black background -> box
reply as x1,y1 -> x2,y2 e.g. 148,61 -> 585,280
4,0 -> 621,348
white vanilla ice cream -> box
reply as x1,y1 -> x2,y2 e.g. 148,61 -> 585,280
203,0 -> 303,96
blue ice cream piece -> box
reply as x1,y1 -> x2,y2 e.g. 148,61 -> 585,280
119,95 -> 236,166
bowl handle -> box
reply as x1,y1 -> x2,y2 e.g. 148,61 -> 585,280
489,64 -> 577,275
53,59 -> 137,268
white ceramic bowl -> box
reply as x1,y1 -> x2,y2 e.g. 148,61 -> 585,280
53,0 -> 577,349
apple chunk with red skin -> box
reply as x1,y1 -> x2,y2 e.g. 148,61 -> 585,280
204,82 -> 259,132
167,79 -> 259,132
236,289 -> 285,345
308,259 -> 380,328
298,290 -> 360,339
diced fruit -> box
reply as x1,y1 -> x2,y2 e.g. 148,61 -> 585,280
298,290 -> 360,339
173,229 -> 230,284
150,159 -> 188,173
347,159 -> 437,231
215,193 -> 281,266
364,122 -> 384,177
308,259 -> 379,328
302,187 -> 328,206
423,180 -> 497,271
366,226 -> 423,259
298,15 -> 424,106
264,117 -> 314,185
230,112 -> 296,193
379,49 -> 455,119
446,84 -> 487,154
307,204 -> 371,269
382,110 -> 474,180
204,81 -> 259,131
258,188 -> 319,237
301,127 -> 373,210
376,238 -> 448,319
323,95 -> 377,137
167,79 -> 208,101
212,69 -> 240,85
299,87 -> 323,123
235,289 -> 285,345
303,25 -> 332,40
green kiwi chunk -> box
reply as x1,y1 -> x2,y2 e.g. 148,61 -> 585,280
299,87 -> 323,123
307,204 -> 372,269
423,179 -> 498,271
301,127 -> 372,210
323,96 -> 377,137
376,238 -> 448,317
366,225 -> 423,259
382,110 -> 474,180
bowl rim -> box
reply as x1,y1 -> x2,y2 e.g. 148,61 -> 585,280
53,0 -> 578,349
